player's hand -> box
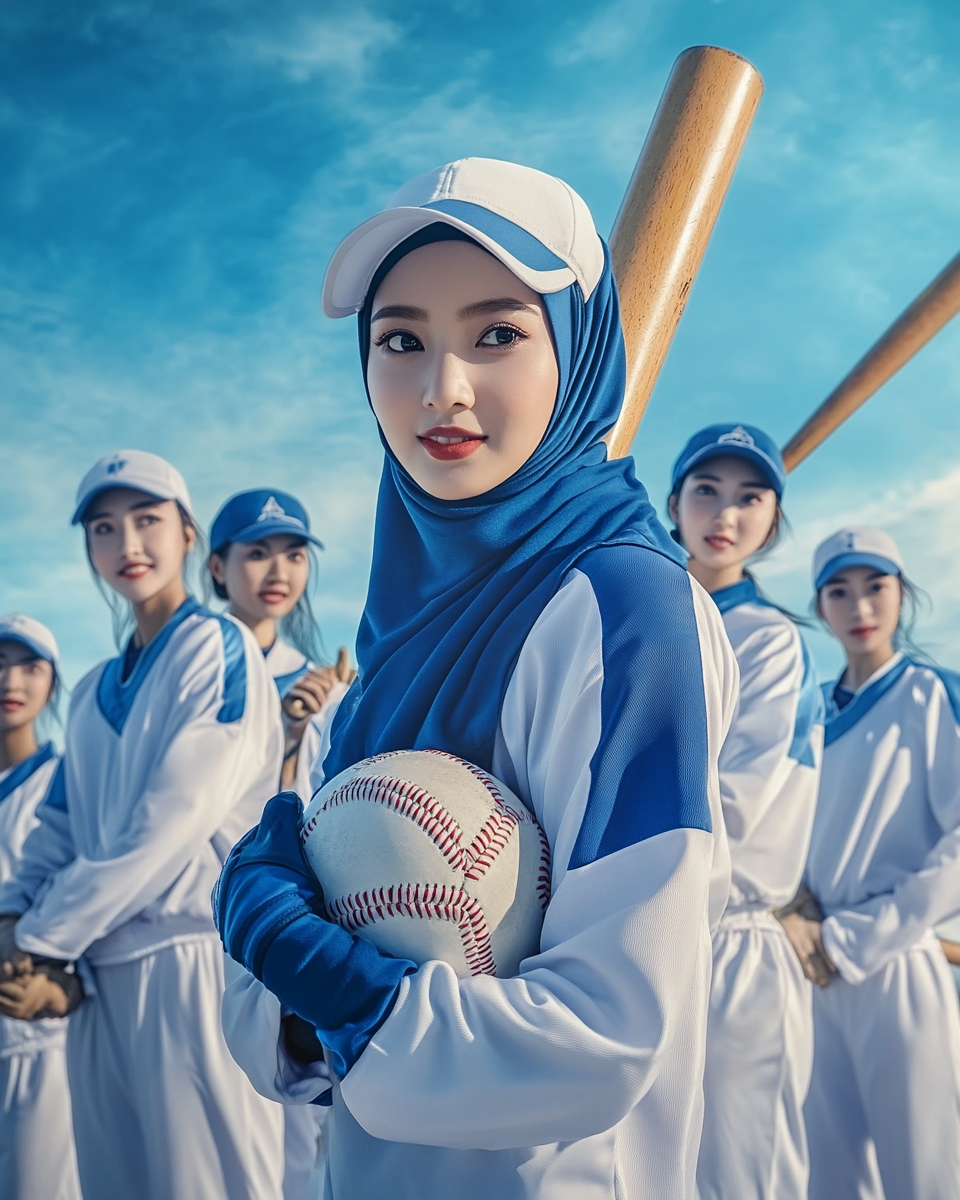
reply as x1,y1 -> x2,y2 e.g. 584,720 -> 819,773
0,962 -> 83,1020
0,913 -> 33,980
778,911 -> 837,987
776,885 -> 823,923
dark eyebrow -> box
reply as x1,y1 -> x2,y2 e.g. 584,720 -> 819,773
371,304 -> 428,322
458,298 -> 537,320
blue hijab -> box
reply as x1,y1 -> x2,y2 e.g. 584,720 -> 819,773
323,224 -> 683,778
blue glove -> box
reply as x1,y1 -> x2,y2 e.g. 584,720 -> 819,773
214,791 -> 417,1078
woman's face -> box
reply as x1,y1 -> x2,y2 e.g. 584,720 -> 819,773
85,489 -> 195,605
366,240 -> 560,500
208,535 -> 310,625
0,640 -> 54,735
818,567 -> 902,659
669,455 -> 778,572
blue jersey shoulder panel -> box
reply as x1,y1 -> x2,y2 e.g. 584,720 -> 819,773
96,597 -> 201,735
568,545 -> 711,871
211,613 -> 247,724
273,664 -> 310,698
929,665 -> 960,728
0,742 -> 56,805
788,633 -> 824,767
40,758 -> 68,813
823,656 -> 911,747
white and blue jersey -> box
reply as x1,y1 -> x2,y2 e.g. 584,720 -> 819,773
697,577 -> 823,1200
224,546 -> 738,1200
0,743 -> 62,1057
808,652 -> 960,983
264,640 -> 349,804
0,598 -> 283,966
803,652 -> 960,1200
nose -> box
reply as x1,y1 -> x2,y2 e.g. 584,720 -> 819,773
120,515 -> 144,557
422,351 -> 475,415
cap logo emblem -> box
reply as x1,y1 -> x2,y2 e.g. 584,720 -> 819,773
106,458 -> 128,474
257,496 -> 287,521
717,426 -> 755,447
845,532 -> 856,550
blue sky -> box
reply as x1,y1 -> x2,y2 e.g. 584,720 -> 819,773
2,0 -> 959,692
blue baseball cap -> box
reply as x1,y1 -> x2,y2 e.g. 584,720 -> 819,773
813,527 -> 904,591
209,490 -> 324,552
670,424 -> 787,499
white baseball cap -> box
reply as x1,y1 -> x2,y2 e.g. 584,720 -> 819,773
321,157 -> 606,318
71,450 -> 194,526
813,526 -> 905,591
0,614 -> 59,665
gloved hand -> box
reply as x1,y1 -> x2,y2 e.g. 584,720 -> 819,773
214,791 -> 417,1078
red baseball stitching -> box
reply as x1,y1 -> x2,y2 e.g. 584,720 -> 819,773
325,884 -> 497,976
301,750 -> 552,908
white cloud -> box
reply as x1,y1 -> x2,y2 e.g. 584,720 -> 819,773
225,11 -> 399,83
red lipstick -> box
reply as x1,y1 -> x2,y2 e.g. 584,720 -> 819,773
418,426 -> 486,461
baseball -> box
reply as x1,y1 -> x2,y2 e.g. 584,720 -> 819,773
300,749 -> 551,978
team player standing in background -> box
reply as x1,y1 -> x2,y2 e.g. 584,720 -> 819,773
781,527 -> 960,1200
0,452 -> 286,1200
667,424 -> 823,1200
0,615 -> 81,1200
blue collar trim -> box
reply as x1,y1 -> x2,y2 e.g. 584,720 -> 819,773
823,655 -> 910,746
97,597 -> 201,735
710,577 -> 758,614
273,665 -> 310,698
0,741 -> 56,804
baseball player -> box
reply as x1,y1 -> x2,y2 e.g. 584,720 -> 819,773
784,527 -> 960,1200
0,615 -> 80,1200
208,489 -> 350,805
0,452 -> 286,1200
213,158 -> 740,1200
208,488 -> 345,1199
667,426 -> 823,1200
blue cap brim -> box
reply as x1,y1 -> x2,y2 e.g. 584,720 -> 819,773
0,633 -> 57,665
674,444 -> 784,497
815,552 -> 901,591
228,521 -> 324,550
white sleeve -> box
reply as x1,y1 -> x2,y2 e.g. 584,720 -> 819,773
339,548 -> 736,1150
823,674 -> 960,983
221,957 -> 331,1104
14,635 -> 278,962
719,618 -> 805,842
0,763 -> 74,917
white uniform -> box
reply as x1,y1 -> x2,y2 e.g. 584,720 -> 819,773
0,744 -> 81,1200
265,641 -> 350,805
223,552 -> 739,1200
0,599 -> 286,1200
804,653 -> 960,1200
264,639 -> 347,1200
697,580 -> 823,1200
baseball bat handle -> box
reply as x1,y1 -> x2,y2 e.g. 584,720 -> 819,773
281,647 -> 355,721
606,45 -> 763,459
783,250 -> 960,472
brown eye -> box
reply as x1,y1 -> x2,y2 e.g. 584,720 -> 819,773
477,325 -> 524,348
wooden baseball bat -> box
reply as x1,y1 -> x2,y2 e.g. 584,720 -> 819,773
282,646 -> 355,721
606,46 -> 764,459
782,250 -> 960,472
942,938 -> 960,968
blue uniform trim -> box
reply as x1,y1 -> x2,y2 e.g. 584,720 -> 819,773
823,655 -> 911,746
569,546 -> 712,871
273,664 -> 310,698
422,200 -> 569,272
41,759 -> 68,812
0,742 -> 56,805
96,598 -> 246,732
930,665 -> 960,728
712,576 -> 823,766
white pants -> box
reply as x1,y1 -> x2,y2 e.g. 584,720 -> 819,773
284,1104 -> 325,1200
697,911 -> 813,1200
0,1041 -> 81,1200
805,940 -> 960,1200
68,937 -> 285,1200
